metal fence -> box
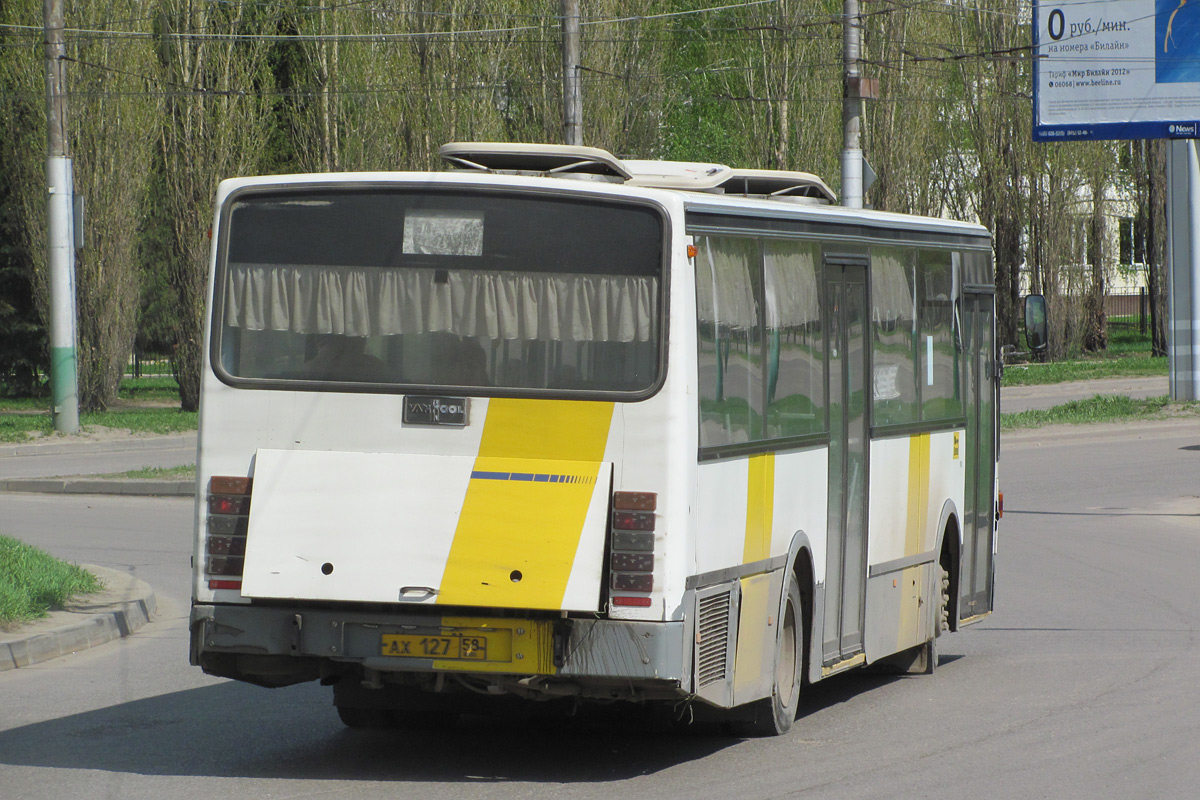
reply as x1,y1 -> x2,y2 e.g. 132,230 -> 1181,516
125,352 -> 175,379
1106,290 -> 1148,331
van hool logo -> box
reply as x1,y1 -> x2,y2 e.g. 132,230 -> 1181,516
403,396 -> 469,426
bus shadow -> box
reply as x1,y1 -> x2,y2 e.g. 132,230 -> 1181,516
796,652 -> 967,715
0,680 -> 736,783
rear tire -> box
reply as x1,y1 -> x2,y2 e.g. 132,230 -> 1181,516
743,574 -> 803,736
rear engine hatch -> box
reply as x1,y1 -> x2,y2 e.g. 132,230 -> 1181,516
240,449 -> 611,611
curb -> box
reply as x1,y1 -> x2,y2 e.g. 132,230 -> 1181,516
0,478 -> 195,497
0,565 -> 158,671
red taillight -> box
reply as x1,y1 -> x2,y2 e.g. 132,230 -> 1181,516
609,491 -> 657,609
208,494 -> 250,515
997,492 -> 1004,519
206,476 -> 252,589
612,510 -> 655,531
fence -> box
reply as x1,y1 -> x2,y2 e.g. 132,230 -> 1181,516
1105,289 -> 1148,332
126,352 -> 175,379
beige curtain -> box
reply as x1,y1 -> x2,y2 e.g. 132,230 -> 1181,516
224,263 -> 658,342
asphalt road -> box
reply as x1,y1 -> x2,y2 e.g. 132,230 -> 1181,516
0,434 -> 196,480
1,419 -> 1199,799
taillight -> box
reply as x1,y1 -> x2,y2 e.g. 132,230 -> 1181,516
206,475 -> 252,590
609,491 -> 657,609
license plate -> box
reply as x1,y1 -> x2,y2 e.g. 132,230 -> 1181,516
380,628 -> 512,662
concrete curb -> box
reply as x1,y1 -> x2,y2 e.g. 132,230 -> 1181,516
0,565 -> 158,671
0,478 -> 195,496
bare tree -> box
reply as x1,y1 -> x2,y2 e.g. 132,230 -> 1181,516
69,0 -> 162,409
155,0 -> 276,411
0,0 -> 159,410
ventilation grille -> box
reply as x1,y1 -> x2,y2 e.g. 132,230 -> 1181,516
696,590 -> 733,687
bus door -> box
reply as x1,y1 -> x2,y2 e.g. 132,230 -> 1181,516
822,258 -> 870,664
961,291 -> 997,621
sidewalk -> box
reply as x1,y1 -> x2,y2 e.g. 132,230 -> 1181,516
0,565 -> 157,671
1000,375 -> 1169,414
0,432 -> 196,495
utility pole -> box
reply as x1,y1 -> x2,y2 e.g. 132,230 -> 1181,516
841,0 -> 876,209
561,0 -> 582,146
44,0 -> 79,433
841,0 -> 863,209
1167,140 -> 1200,401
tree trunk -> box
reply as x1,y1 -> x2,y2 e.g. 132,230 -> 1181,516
1082,180 -> 1108,352
1146,140 -> 1169,357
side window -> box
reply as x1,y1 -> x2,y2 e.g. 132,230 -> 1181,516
870,247 -> 918,426
918,250 -> 962,421
695,236 -> 763,446
764,240 -> 825,438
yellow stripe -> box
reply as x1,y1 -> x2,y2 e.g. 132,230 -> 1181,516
904,434 -> 929,558
437,399 -> 614,610
898,434 -> 931,648
743,453 -> 775,564
477,399 -> 614,461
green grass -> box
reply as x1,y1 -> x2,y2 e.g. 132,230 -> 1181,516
0,536 -> 104,628
1004,317 -> 1166,387
0,407 -> 198,444
118,376 -> 181,402
94,464 -> 196,481
1106,319 -> 1154,356
1000,394 -> 1200,430
0,376 -> 181,413
1001,355 -> 1166,387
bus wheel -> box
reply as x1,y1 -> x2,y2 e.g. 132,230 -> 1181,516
917,562 -> 952,676
743,574 -> 803,736
938,562 -> 951,634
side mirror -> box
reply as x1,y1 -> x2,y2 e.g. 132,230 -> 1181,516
1024,294 -> 1048,354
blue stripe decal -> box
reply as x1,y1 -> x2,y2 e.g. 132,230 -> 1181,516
470,470 -> 595,485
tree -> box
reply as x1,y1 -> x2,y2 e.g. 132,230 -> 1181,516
1130,140 -> 1168,357
954,1 -> 1030,350
0,14 -> 47,395
68,0 -> 162,409
154,0 -> 277,411
0,0 -> 156,409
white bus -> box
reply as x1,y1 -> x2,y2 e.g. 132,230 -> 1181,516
190,143 -> 999,735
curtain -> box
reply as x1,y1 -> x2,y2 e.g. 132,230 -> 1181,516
224,263 -> 658,342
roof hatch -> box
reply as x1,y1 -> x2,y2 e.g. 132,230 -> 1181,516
439,142 -> 835,203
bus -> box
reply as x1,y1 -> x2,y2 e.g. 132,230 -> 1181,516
190,142 -> 999,735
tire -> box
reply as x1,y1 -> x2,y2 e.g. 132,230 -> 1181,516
743,574 -> 803,736
919,561 -> 952,676
938,562 -> 951,634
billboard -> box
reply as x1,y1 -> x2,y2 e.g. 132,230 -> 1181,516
1033,0 -> 1200,140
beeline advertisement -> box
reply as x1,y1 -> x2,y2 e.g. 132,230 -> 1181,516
1033,0 -> 1200,140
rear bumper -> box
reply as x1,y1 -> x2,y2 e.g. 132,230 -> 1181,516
191,603 -> 688,696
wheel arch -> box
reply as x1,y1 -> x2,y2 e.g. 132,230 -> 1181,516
784,530 -> 816,686
934,499 -> 961,633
